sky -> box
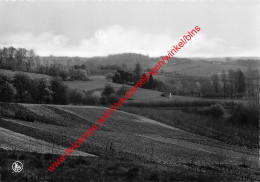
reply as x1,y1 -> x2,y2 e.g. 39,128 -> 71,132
0,1 -> 259,58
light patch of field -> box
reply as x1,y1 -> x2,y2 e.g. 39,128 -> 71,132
0,69 -> 51,79
152,61 -> 250,77
0,127 -> 96,157
24,104 -> 66,124
64,76 -> 124,92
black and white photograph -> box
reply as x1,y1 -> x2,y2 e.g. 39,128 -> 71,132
0,0 -> 259,181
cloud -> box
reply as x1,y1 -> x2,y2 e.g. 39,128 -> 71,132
0,25 -> 259,58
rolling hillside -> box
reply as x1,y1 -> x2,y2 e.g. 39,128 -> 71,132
0,69 -> 52,79
0,103 -> 259,180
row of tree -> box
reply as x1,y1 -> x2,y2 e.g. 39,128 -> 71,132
110,63 -> 155,89
110,62 -> 258,99
0,74 -> 69,104
171,69 -> 258,98
0,73 -> 127,106
0,47 -> 89,80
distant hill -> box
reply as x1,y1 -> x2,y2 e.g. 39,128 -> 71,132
40,54 -> 260,76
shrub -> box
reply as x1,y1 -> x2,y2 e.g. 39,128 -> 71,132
197,104 -> 224,117
15,110 -> 35,122
229,102 -> 258,126
102,84 -> 115,97
116,86 -> 127,96
69,89 -> 85,104
109,93 -> 120,104
84,92 -> 100,105
100,95 -> 109,105
0,107 -> 15,118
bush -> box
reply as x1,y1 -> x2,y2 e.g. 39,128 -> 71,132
0,107 -> 15,118
116,86 -> 127,96
100,95 -> 109,105
229,102 -> 258,126
15,110 -> 35,122
69,89 -> 85,104
108,93 -> 120,104
102,84 -> 115,97
197,104 -> 224,117
85,92 -> 100,105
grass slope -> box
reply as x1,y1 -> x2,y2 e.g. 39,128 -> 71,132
0,69 -> 51,79
0,103 -> 259,181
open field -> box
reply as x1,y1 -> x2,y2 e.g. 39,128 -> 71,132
152,60 -> 253,77
65,75 -> 247,103
64,76 -> 124,92
0,127 -> 94,157
0,103 -> 259,180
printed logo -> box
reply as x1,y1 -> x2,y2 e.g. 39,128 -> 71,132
12,161 -> 23,173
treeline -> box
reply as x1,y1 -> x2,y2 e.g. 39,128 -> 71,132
0,73 -> 126,106
86,53 -> 150,70
98,64 -> 122,70
174,69 -> 259,98
110,63 -> 259,99
0,47 -> 89,81
0,73 -> 93,104
0,73 -> 68,104
37,64 -> 89,81
226,59 -> 260,67
111,63 -> 156,89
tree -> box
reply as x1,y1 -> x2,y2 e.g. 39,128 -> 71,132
112,72 -> 120,83
27,49 -> 36,72
0,75 -> 15,102
15,48 -> 28,71
227,69 -> 236,97
51,78 -> 69,104
133,63 -> 142,82
116,85 -> 127,96
69,89 -> 84,104
148,75 -> 154,89
200,80 -> 214,97
37,78 -> 53,103
13,73 -> 32,102
221,70 -> 227,98
106,72 -> 113,82
6,47 -> 16,70
102,84 -> 115,97
237,69 -> 246,97
211,74 -> 220,96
